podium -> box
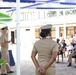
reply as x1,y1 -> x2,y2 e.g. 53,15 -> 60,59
0,50 -> 15,66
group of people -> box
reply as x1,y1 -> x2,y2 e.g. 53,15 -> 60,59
56,38 -> 67,63
31,24 -> 76,75
0,24 -> 57,75
0,24 -> 76,75
56,34 -> 76,68
0,26 -> 14,75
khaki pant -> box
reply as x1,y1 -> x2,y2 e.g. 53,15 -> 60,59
68,52 -> 76,64
1,48 -> 11,74
36,67 -> 56,75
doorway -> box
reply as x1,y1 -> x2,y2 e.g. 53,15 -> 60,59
11,31 -> 15,44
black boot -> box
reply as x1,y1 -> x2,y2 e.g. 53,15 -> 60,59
7,71 -> 14,73
67,63 -> 71,67
75,64 -> 76,68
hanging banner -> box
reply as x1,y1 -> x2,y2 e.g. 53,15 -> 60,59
3,0 -> 57,2
57,0 -> 76,5
59,0 -> 76,2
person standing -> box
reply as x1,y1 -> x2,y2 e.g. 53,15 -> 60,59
73,32 -> 76,42
0,26 -> 14,75
59,33 -> 64,43
67,40 -> 76,68
56,38 -> 62,62
31,24 -> 58,75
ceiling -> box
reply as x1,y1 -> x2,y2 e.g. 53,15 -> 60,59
0,0 -> 76,12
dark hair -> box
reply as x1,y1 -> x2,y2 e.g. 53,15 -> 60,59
57,38 -> 60,43
40,29 -> 51,38
40,31 -> 46,38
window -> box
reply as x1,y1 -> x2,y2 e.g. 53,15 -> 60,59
27,11 -> 32,20
65,9 -> 76,15
25,12 -> 27,20
52,27 -> 56,39
15,12 -> 24,21
44,11 -> 48,18
59,11 -> 63,16
59,27 -> 64,36
25,29 -> 30,31
74,26 -> 76,33
66,26 -> 74,39
47,11 -> 57,17
33,11 -> 39,20
35,28 -> 40,38
20,12 -> 24,21
39,11 -> 45,19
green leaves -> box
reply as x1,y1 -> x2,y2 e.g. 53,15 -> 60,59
0,22 -> 4,24
0,58 -> 6,65
0,12 -> 12,24
0,12 -> 11,19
